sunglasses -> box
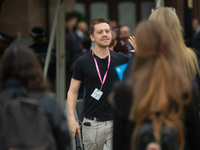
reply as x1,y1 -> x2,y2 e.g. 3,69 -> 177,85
151,7 -> 176,13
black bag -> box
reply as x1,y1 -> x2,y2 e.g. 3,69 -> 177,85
135,121 -> 179,150
0,97 -> 57,150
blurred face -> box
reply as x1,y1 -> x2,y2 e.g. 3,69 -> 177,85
90,23 -> 111,48
110,20 -> 117,29
120,26 -> 130,40
66,17 -> 78,28
192,19 -> 199,30
77,21 -> 88,33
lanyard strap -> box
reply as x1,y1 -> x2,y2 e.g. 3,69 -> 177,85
92,50 -> 111,90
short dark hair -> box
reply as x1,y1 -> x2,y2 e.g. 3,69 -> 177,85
65,12 -> 77,22
88,16 -> 110,35
81,36 -> 91,50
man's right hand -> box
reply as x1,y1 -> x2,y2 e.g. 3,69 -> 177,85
69,119 -> 80,138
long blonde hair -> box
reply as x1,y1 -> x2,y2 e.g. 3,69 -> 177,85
129,20 -> 191,150
149,7 -> 200,80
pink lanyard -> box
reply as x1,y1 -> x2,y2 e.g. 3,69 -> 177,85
92,50 -> 111,90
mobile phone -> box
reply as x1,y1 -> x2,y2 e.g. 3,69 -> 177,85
83,122 -> 91,126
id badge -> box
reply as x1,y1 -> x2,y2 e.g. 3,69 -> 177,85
91,88 -> 103,101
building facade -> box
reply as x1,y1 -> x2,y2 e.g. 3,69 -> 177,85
0,0 -> 199,40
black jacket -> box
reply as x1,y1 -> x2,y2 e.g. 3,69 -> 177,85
0,79 -> 71,150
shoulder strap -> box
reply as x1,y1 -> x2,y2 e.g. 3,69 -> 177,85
0,86 -> 29,105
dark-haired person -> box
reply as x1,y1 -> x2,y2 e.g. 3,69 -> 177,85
0,31 -> 15,59
64,14 -> 82,93
0,45 -> 71,150
109,20 -> 200,150
29,26 -> 56,91
29,26 -> 48,54
67,16 -> 129,150
192,18 -> 200,60
114,25 -> 133,56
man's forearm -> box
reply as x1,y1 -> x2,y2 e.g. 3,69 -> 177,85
67,91 -> 78,121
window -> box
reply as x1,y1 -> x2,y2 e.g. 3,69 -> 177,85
118,2 -> 136,34
90,2 -> 108,20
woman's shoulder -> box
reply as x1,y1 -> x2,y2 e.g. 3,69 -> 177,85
40,91 -> 56,100
29,91 -> 64,115
28,91 -> 58,107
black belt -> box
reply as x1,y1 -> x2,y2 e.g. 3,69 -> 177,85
85,116 -> 112,122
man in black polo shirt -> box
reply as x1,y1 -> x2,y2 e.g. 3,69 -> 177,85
67,17 -> 129,150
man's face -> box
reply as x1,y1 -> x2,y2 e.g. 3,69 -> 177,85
77,21 -> 88,33
120,26 -> 130,41
66,17 -> 78,28
192,19 -> 199,30
90,23 -> 111,48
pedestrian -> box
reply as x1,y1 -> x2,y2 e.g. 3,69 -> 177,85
0,45 -> 71,150
126,7 -> 200,84
149,7 -> 200,82
114,25 -> 133,56
64,13 -> 82,93
29,26 -> 56,91
65,12 -> 78,34
109,20 -> 118,34
0,31 -> 16,59
67,16 -> 129,150
109,20 -> 200,150
192,18 -> 200,60
74,21 -> 89,46
29,26 -> 48,54
109,30 -> 117,50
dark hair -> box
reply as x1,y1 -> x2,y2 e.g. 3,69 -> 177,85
81,36 -> 91,50
0,45 -> 48,91
88,16 -> 110,35
65,12 -> 77,22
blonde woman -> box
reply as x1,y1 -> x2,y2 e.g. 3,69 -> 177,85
150,7 -> 200,81
129,7 -> 200,83
110,20 -> 200,150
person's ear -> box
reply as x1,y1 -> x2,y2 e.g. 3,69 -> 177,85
90,34 -> 95,42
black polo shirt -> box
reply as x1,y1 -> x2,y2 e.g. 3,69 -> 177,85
72,50 -> 129,119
